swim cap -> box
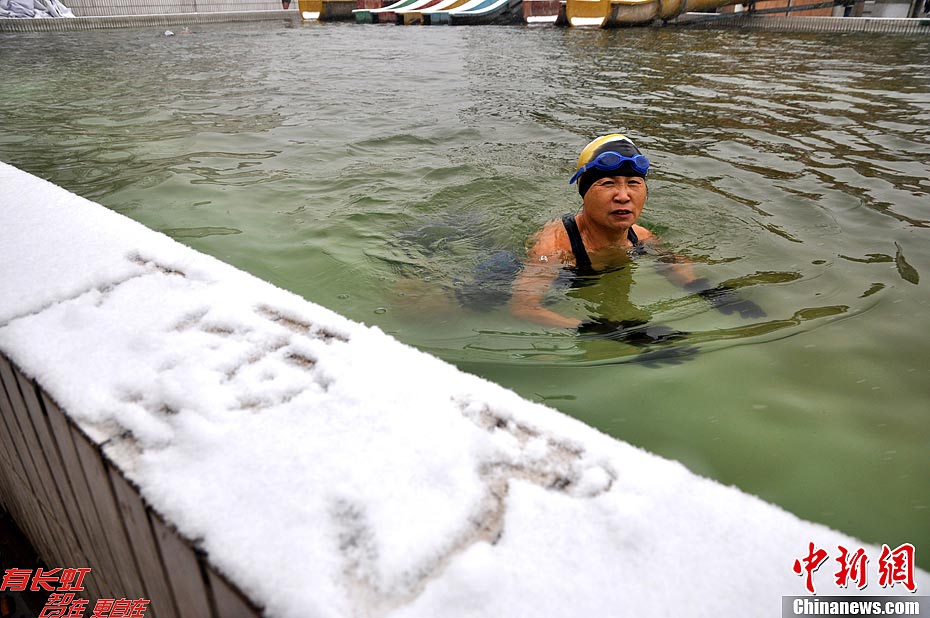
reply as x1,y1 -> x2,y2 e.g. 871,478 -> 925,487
573,134 -> 648,198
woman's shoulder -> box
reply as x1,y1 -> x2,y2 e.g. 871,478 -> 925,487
632,223 -> 654,241
525,217 -> 573,262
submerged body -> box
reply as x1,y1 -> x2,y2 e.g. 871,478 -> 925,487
406,134 -> 762,335
511,135 -> 696,329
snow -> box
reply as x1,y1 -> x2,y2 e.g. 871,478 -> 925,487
0,0 -> 72,18
0,160 -> 925,617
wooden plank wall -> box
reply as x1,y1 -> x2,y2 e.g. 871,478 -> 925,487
0,352 -> 262,618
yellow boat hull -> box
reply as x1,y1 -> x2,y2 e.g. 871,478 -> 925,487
567,0 -> 738,26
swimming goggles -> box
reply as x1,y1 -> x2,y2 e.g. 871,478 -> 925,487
569,151 -> 651,184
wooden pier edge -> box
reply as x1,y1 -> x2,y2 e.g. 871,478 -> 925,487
0,351 -> 262,618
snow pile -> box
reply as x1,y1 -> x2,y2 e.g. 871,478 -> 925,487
0,0 -> 72,18
0,160 -> 925,617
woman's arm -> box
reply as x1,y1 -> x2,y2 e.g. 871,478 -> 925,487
509,222 -> 582,329
636,226 -> 701,287
640,229 -> 765,318
509,261 -> 582,328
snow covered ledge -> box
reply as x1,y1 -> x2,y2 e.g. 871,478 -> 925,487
0,160 -> 925,617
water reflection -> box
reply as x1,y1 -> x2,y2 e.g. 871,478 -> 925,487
2,22 -> 928,565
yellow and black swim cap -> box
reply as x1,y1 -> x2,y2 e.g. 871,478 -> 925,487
572,134 -> 649,198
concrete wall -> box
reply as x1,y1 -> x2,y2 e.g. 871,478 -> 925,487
0,9 -> 297,30
869,0 -> 912,16
62,0 -> 294,18
719,0 -> 851,17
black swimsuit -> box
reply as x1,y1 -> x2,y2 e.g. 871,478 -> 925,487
452,215 -> 641,309
561,213 -> 640,275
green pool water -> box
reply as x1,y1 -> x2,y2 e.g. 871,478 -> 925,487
2,21 -> 928,569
